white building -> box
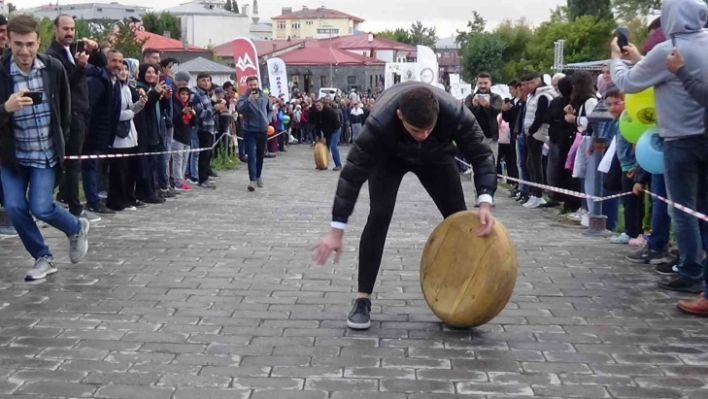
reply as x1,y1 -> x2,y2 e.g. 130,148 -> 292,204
165,1 -> 250,48
21,2 -> 148,22
0,0 -> 8,16
241,2 -> 272,41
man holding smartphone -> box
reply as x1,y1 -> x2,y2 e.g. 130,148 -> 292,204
45,14 -> 106,222
466,72 -> 503,167
0,16 -> 90,281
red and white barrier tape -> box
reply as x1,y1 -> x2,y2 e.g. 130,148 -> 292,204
456,155 -> 708,223
644,190 -> 708,223
64,130 -> 286,160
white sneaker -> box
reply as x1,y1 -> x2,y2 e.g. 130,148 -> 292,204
581,214 -> 590,227
527,197 -> 546,209
523,196 -> 539,208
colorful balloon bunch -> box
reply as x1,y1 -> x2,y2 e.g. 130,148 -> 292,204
619,87 -> 663,174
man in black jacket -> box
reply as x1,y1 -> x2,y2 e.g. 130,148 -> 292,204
312,83 -> 497,330
45,14 -> 106,220
466,71 -> 503,165
313,100 -> 342,170
0,15 -> 89,281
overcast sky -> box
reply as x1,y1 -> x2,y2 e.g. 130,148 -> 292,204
18,0 -> 567,37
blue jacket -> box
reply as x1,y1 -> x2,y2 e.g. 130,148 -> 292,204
237,90 -> 272,132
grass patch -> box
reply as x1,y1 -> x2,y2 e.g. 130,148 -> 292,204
212,145 -> 240,171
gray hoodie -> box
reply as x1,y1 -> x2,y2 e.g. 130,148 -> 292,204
610,0 -> 708,139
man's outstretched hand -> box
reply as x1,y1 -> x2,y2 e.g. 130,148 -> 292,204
312,229 -> 344,265
476,203 -> 496,237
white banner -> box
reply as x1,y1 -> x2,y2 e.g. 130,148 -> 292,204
416,45 -> 439,86
266,57 -> 289,102
400,63 -> 419,83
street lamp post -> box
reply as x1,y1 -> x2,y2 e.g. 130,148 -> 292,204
583,100 -> 614,237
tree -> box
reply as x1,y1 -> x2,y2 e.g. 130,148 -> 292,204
409,21 -> 438,47
455,11 -> 486,48
460,33 -> 507,83
376,28 -> 413,45
233,0 -> 240,13
567,0 -> 613,21
8,3 -> 16,13
141,11 -> 181,40
113,21 -> 148,60
527,15 -> 616,71
75,18 -> 113,48
494,19 -> 535,81
224,0 -> 232,12
612,0 -> 661,20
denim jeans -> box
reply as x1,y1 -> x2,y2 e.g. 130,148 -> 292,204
326,128 -> 342,168
351,123 -> 362,141
584,151 -> 620,230
81,156 -> 100,206
647,174 -> 671,251
163,127 -> 174,186
243,130 -> 266,182
189,128 -> 199,179
171,141 -> 190,186
1,165 -> 81,259
516,135 -> 527,192
662,135 -> 708,283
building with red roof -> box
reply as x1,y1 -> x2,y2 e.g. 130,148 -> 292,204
212,32 -> 416,94
135,31 -> 212,63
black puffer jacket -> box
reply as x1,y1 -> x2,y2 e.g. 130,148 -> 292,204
332,81 -> 497,224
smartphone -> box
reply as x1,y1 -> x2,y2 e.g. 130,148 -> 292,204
159,75 -> 166,84
76,40 -> 85,54
615,27 -> 629,49
23,91 -> 43,104
504,98 -> 512,104
164,77 -> 172,87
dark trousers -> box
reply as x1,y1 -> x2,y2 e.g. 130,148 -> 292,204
57,112 -> 86,216
358,158 -> 467,294
525,136 -> 544,197
136,150 -> 157,201
243,130 -> 266,182
106,148 -> 136,210
197,130 -> 214,184
497,143 -> 518,179
621,171 -> 645,238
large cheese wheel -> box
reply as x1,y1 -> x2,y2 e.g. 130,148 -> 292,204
420,211 -> 518,328
314,142 -> 328,170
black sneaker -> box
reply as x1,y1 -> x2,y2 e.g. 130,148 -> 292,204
655,258 -> 679,276
645,250 -> 675,265
87,202 -> 115,215
626,246 -> 650,264
657,275 -> 703,294
347,298 -> 372,330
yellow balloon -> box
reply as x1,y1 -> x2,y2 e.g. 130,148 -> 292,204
625,87 -> 656,125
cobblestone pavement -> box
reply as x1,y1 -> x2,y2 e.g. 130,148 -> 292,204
1,145 -> 708,399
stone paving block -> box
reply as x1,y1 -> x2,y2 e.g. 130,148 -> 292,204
2,146 -> 707,398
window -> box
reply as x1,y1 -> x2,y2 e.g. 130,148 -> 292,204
97,8 -> 102,11
292,22 -> 300,29
277,21 -> 286,29
306,20 -> 314,25
126,9 -> 134,12
347,76 -> 356,85
321,76 -> 328,87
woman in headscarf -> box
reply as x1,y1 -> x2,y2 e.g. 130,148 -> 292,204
133,63 -> 169,204
106,60 -> 146,211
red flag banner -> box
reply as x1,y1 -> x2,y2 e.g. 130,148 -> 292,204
231,37 -> 262,96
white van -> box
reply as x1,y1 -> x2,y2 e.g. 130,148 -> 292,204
318,87 -> 340,99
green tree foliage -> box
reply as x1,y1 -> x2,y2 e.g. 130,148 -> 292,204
233,0 -> 240,14
113,22 -> 148,60
612,0 -> 661,20
526,15 -> 616,71
224,0 -> 232,12
626,16 -> 650,48
455,11 -> 486,48
409,21 -> 438,47
568,0 -> 613,21
141,11 -> 181,40
460,33 -> 507,83
37,17 -> 54,52
494,19 -> 535,81
376,28 -> 413,45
